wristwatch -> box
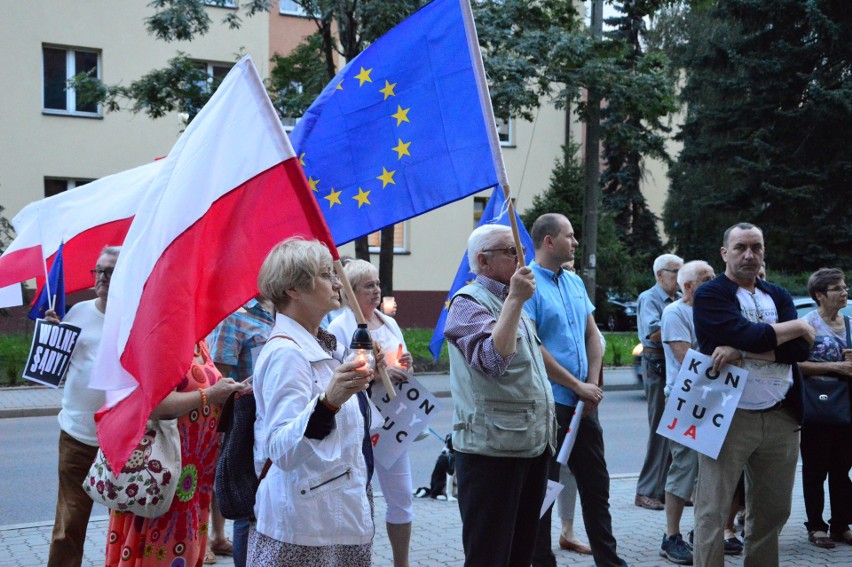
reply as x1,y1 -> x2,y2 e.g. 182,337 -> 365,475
319,391 -> 340,413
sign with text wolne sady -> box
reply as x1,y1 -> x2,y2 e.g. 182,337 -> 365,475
23,319 -> 81,388
656,349 -> 748,459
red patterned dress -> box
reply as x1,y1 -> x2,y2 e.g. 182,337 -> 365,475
105,342 -> 222,566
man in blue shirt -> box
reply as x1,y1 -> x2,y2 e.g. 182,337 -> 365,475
527,213 -> 628,567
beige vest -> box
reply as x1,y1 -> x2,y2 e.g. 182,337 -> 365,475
449,282 -> 556,458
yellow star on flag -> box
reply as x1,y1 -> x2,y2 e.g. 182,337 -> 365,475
336,82 -> 343,91
379,80 -> 397,100
377,167 -> 396,188
324,187 -> 342,208
354,67 -> 373,86
444,300 -> 451,310
353,187 -> 371,208
308,176 -> 320,192
391,105 -> 410,126
299,153 -> 306,166
392,139 -> 411,159
465,278 -> 475,285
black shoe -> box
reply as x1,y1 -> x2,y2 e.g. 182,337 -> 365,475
724,536 -> 743,555
660,533 -> 694,565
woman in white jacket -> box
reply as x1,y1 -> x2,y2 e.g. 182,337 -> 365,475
328,259 -> 415,567
248,239 -> 378,566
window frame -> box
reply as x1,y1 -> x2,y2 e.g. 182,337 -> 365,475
44,177 -> 95,198
42,45 -> 102,117
496,117 -> 514,147
279,0 -> 309,17
367,222 -> 409,254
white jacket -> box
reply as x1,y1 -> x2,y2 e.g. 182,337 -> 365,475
253,313 -> 373,546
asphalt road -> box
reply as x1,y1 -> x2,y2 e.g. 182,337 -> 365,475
0,389 -> 649,526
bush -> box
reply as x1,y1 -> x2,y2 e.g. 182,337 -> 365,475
0,334 -> 30,386
401,328 -> 449,373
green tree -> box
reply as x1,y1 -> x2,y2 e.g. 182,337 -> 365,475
597,1 -> 677,266
521,144 -> 645,309
665,0 -> 852,271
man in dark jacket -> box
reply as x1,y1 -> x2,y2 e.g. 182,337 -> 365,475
692,222 -> 814,566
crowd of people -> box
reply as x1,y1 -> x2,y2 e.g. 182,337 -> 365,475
40,216 -> 850,567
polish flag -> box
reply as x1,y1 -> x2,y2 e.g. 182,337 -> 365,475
0,161 -> 161,294
91,56 -> 337,471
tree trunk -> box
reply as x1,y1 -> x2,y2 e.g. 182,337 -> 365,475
379,225 -> 395,296
354,236 -> 370,261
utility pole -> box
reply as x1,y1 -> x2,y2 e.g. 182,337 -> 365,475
581,0 -> 603,301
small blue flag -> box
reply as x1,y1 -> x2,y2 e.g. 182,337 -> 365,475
29,242 -> 65,321
290,0 -> 503,245
428,187 -> 535,360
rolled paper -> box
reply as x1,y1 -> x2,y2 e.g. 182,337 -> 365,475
555,401 -> 584,465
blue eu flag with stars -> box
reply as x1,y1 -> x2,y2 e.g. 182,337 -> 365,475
29,241 -> 65,321
289,0 -> 503,245
428,187 -> 534,360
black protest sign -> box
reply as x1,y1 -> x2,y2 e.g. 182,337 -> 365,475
23,319 -> 82,388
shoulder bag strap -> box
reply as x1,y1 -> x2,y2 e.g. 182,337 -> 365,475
256,333 -> 298,482
845,316 -> 851,348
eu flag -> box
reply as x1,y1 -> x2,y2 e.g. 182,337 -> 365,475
428,187 -> 534,359
289,0 -> 504,245
29,242 -> 65,321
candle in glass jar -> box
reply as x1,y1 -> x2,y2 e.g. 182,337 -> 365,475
381,296 -> 397,315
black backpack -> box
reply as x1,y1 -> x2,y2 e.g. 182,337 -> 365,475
214,391 -> 261,520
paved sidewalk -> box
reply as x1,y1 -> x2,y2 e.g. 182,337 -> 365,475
0,467 -> 848,566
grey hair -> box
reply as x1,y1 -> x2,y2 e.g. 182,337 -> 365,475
257,237 -> 333,308
100,246 -> 121,258
467,224 -> 511,274
677,260 -> 711,292
808,267 -> 845,307
653,253 -> 683,275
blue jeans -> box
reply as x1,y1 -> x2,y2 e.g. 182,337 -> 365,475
232,518 -> 251,567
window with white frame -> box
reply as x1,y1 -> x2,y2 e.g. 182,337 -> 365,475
279,0 -> 308,16
44,178 -> 94,198
367,222 -> 408,253
496,118 -> 514,147
42,46 -> 101,116
204,0 -> 237,7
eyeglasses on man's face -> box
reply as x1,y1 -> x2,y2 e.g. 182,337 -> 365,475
483,245 -> 525,258
91,268 -> 114,280
660,268 -> 679,274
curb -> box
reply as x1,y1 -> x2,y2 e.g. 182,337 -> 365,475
0,407 -> 60,419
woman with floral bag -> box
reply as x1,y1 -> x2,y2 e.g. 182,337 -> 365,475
104,341 -> 246,566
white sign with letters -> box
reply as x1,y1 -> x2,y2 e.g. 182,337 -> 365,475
369,376 -> 440,468
656,349 -> 748,459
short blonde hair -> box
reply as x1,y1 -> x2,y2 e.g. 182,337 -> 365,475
258,238 -> 333,308
344,259 -> 379,292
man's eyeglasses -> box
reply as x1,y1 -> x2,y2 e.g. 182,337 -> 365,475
660,268 -> 679,274
483,246 -> 525,258
90,268 -> 114,280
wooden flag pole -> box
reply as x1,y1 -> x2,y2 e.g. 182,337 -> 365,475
334,259 -> 396,399
502,185 -> 526,268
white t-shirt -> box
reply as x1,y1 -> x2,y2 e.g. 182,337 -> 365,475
735,287 -> 793,409
661,299 -> 695,397
57,300 -> 107,446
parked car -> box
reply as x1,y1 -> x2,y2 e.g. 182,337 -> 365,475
603,296 -> 638,332
793,296 -> 852,318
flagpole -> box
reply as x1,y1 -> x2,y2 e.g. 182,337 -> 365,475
36,205 -> 55,314
502,185 -> 526,268
334,260 -> 396,399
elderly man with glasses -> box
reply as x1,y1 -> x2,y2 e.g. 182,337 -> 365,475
444,224 -> 556,567
43,245 -> 120,567
635,253 -> 684,511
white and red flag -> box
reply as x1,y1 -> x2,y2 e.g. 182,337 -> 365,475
0,161 -> 161,297
91,55 -> 337,471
